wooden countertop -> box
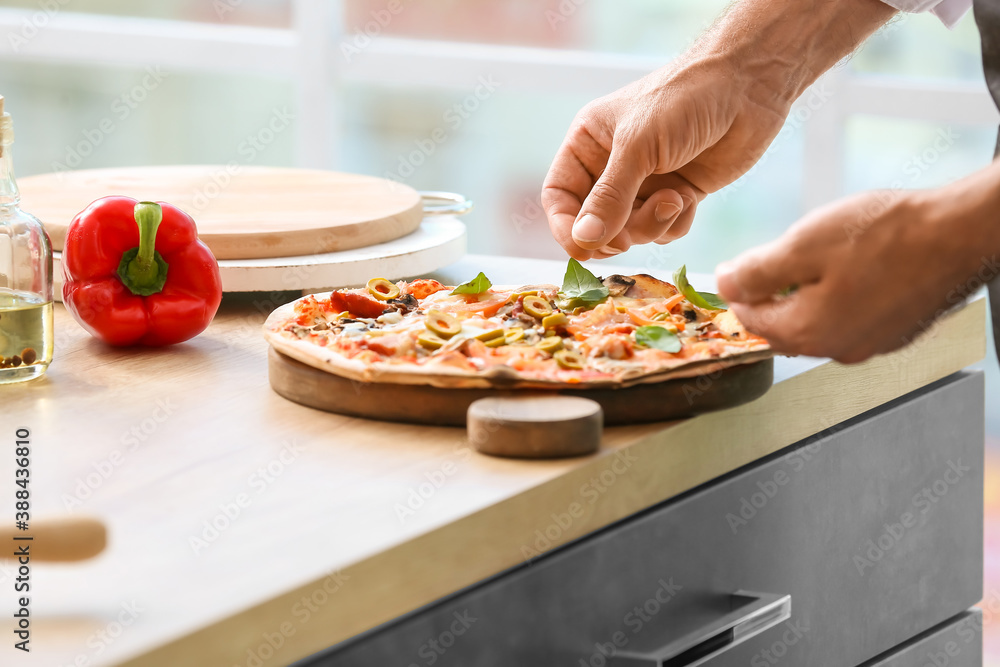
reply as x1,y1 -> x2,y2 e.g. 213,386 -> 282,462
0,255 -> 986,667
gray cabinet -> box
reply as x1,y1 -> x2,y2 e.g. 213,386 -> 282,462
864,611 -> 982,666
299,372 -> 984,667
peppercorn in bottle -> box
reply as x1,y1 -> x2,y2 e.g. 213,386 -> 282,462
0,95 -> 54,383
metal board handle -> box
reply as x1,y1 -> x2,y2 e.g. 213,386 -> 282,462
608,591 -> 791,667
420,191 -> 473,217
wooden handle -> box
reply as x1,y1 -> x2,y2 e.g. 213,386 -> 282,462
1,517 -> 107,562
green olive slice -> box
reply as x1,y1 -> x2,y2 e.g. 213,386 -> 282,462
483,336 -> 507,348
504,327 -> 525,344
536,336 -> 564,354
425,310 -> 461,338
554,349 -> 584,370
541,312 -> 569,330
522,295 -> 553,319
475,328 -> 504,342
418,332 -> 446,350
367,277 -> 400,301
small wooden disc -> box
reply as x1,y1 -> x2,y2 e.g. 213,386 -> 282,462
467,396 -> 603,459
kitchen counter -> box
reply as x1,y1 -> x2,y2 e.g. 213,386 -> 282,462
0,255 -> 987,666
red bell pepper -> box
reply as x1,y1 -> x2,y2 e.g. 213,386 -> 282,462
62,196 -> 222,346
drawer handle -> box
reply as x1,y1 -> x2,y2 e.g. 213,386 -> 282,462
608,590 -> 791,667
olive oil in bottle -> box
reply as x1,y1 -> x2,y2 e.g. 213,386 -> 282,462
0,291 -> 53,381
0,95 -> 53,384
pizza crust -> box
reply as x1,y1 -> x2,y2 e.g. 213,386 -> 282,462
263,284 -> 773,390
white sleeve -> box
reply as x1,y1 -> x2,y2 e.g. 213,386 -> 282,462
881,0 -> 972,28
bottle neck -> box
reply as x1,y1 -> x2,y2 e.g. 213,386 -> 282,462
0,145 -> 20,207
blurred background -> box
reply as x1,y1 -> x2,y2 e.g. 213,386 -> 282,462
0,0 -> 998,657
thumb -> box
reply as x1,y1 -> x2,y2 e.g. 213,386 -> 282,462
716,237 -> 821,304
572,138 -> 650,250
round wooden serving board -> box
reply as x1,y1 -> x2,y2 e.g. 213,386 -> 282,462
267,347 -> 774,426
19,165 -> 424,260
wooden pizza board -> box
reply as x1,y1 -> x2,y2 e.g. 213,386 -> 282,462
19,165 -> 424,260
267,347 -> 774,426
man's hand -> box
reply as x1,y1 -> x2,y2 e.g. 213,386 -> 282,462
542,0 -> 897,260
715,165 -> 1000,363
542,58 -> 789,260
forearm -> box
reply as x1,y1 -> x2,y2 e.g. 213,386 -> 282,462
927,159 -> 1000,283
691,0 -> 898,106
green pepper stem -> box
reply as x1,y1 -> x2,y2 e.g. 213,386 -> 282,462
128,202 -> 161,285
117,201 -> 169,296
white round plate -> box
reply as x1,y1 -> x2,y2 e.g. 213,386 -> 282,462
53,217 -> 466,299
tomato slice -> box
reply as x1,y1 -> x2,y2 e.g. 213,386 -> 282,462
328,290 -> 386,319
408,279 -> 448,300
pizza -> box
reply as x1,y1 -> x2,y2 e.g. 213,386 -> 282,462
263,260 -> 771,389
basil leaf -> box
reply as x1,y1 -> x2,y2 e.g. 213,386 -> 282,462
672,265 -> 727,311
559,258 -> 609,304
451,271 -> 492,295
574,287 -> 609,302
697,291 -> 728,309
635,325 -> 682,353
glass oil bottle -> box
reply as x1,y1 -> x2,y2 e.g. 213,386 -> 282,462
0,95 -> 53,383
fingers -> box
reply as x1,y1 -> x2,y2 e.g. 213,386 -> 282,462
598,189 -> 682,253
654,194 -> 697,244
543,148 -> 600,260
544,187 -> 593,260
717,231 -> 830,358
542,110 -> 621,260
592,233 -> 631,258
588,173 -> 704,255
715,234 -> 823,305
730,287 -> 878,364
728,284 -> 835,358
542,93 -> 707,258
573,136 -> 652,250
728,296 -> 802,353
